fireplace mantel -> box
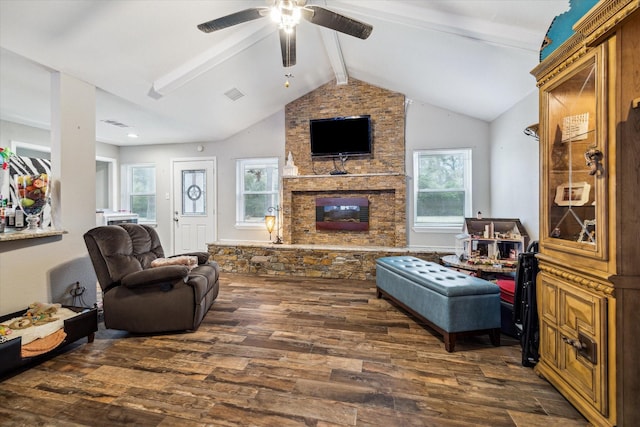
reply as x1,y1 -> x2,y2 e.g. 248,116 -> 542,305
282,172 -> 404,187
284,173 -> 403,179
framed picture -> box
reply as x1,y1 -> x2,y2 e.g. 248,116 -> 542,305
577,219 -> 596,243
554,181 -> 591,206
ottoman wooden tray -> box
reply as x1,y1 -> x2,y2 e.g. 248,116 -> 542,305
0,305 -> 98,377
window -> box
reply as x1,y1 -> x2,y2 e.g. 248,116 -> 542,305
236,158 -> 279,227
122,164 -> 156,223
413,149 -> 472,229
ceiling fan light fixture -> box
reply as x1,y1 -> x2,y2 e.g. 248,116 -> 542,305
288,7 -> 302,23
270,1 -> 301,33
197,0 -> 372,70
270,7 -> 281,23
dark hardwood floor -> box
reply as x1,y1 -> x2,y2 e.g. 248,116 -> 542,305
0,273 -> 587,426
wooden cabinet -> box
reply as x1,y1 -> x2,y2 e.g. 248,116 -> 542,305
532,1 -> 640,425
538,270 -> 609,414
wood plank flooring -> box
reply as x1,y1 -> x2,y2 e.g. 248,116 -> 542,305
0,274 -> 587,426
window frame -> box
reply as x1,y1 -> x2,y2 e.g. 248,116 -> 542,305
235,157 -> 280,228
413,148 -> 472,231
121,163 -> 156,224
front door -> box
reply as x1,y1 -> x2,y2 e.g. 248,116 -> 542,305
172,159 -> 216,253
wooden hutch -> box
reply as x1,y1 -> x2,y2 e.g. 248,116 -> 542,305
531,0 -> 640,425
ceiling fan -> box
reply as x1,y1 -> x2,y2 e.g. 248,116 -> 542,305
197,0 -> 373,68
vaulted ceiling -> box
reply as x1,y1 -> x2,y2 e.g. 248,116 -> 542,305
0,0 -> 569,146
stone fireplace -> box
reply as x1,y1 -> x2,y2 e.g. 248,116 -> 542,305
208,79 -> 429,280
283,78 -> 407,248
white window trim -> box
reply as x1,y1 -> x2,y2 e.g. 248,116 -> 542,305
235,157 -> 279,228
96,156 -> 118,211
121,163 -> 156,224
413,148 -> 472,231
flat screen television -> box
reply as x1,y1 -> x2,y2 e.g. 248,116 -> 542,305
309,115 -> 372,158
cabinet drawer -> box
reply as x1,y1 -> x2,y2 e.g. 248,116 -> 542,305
538,272 -> 608,415
558,281 -> 607,413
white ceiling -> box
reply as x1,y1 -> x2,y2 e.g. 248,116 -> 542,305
0,0 -> 569,146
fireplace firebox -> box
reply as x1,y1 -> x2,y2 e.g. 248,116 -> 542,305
315,197 -> 369,231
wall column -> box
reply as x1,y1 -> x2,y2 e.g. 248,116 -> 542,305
48,72 -> 98,306
50,72 -> 96,232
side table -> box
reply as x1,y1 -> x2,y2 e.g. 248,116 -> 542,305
441,254 -> 519,337
441,254 -> 516,279
0,305 -> 98,377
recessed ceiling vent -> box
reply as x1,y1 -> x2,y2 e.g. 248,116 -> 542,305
224,88 -> 244,101
101,119 -> 130,128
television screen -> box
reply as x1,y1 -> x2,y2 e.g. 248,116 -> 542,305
310,115 -> 372,158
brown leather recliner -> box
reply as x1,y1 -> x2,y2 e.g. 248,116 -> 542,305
83,223 -> 219,333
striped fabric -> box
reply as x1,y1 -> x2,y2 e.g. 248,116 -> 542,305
9,156 -> 52,227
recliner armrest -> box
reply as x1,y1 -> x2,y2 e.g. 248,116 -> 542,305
121,265 -> 189,288
171,251 -> 210,265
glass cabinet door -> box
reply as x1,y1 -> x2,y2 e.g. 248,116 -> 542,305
542,48 -> 606,259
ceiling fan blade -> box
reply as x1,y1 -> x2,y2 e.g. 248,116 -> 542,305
279,27 -> 297,67
197,8 -> 268,33
303,6 -> 372,39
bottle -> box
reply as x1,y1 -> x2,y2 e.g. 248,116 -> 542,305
15,208 -> 24,228
6,204 -> 15,227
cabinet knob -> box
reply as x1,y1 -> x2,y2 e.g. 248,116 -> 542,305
562,335 -> 585,350
562,333 -> 597,364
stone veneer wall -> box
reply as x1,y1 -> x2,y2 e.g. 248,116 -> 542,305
285,78 -> 406,176
282,173 -> 406,247
283,78 -> 406,247
209,243 -> 444,281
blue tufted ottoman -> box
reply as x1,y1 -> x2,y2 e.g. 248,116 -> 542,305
376,256 -> 501,352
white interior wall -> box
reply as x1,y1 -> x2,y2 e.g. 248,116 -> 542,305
405,101 -> 491,251
0,120 -> 50,150
118,110 -> 286,251
0,119 -> 119,166
489,91 -> 540,242
0,74 -> 99,314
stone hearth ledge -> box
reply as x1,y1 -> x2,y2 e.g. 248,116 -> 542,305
208,241 -> 447,281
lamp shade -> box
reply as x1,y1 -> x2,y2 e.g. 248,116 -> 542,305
265,215 -> 276,233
